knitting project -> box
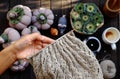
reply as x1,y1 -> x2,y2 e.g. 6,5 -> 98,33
30,31 -> 103,79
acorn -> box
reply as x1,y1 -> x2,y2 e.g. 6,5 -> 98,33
50,28 -> 58,36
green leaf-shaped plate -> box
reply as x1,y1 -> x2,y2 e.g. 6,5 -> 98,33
70,3 -> 104,35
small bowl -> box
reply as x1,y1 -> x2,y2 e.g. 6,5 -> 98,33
70,3 -> 104,35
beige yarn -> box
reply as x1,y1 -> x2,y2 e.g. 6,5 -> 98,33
30,31 -> 103,79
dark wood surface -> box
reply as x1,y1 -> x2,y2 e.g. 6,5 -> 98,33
0,0 -> 120,79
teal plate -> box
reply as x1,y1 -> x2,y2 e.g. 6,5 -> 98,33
70,3 -> 104,35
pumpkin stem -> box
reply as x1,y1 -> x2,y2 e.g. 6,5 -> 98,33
8,7 -> 24,24
39,15 -> 46,21
37,13 -> 47,24
30,26 -> 35,33
1,34 -> 10,43
9,12 -> 18,19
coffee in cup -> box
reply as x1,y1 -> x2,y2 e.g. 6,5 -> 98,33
83,36 -> 101,55
102,27 -> 120,50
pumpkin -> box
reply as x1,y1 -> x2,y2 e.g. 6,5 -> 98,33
32,8 -> 54,30
7,5 -> 32,30
0,28 -> 20,45
0,28 -> 29,71
21,25 -> 40,36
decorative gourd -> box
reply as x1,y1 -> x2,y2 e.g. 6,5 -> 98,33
0,28 -> 20,46
7,5 -> 32,30
0,28 -> 29,71
58,15 -> 67,35
32,8 -> 54,30
21,25 -> 40,36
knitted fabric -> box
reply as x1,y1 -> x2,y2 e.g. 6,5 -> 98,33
30,31 -> 103,79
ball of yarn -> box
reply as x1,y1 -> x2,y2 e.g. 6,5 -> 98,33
100,60 -> 116,79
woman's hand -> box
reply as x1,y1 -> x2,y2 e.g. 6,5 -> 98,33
13,33 -> 54,59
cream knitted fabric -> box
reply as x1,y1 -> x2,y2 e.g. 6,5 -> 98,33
30,31 -> 103,79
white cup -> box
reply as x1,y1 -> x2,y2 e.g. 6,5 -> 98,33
83,36 -> 101,55
102,27 -> 120,50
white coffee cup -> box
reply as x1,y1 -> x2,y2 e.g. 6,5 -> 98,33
83,36 -> 101,55
102,27 -> 120,50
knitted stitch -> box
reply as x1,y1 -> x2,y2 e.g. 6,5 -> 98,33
30,31 -> 103,79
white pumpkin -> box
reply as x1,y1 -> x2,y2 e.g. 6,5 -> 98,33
21,25 -> 40,36
7,5 -> 32,30
0,28 -> 29,71
32,8 -> 54,30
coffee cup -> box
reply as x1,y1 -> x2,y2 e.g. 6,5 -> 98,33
103,0 -> 120,17
102,27 -> 120,50
83,36 -> 101,55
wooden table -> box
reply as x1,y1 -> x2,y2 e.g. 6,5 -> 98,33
0,0 -> 120,79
